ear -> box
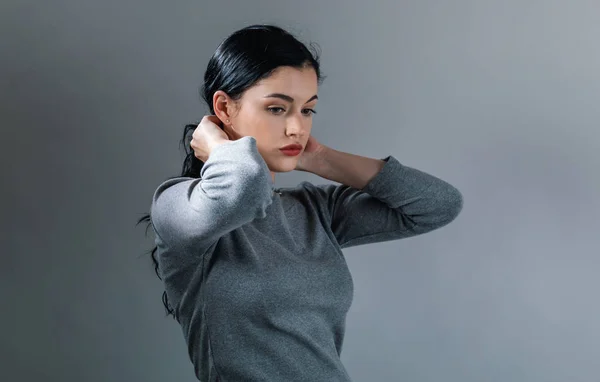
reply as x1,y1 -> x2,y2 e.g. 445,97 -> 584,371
212,90 -> 236,126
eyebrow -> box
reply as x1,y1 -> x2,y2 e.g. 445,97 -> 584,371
264,93 -> 318,104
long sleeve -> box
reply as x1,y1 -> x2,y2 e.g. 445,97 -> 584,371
150,136 -> 275,255
304,155 -> 463,249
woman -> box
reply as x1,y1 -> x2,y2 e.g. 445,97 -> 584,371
139,24 -> 463,382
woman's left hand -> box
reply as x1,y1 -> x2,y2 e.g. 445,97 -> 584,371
295,135 -> 327,172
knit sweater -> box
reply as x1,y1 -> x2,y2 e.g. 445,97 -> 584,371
150,136 -> 463,381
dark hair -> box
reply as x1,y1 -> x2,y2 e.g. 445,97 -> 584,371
137,24 -> 324,318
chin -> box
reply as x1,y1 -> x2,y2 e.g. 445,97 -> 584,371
268,159 -> 297,173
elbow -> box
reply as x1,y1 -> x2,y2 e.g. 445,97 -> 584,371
437,185 -> 464,226
414,185 -> 463,231
449,186 -> 464,219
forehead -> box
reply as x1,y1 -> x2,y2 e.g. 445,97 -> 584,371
247,66 -> 318,100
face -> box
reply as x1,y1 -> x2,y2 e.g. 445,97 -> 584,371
214,66 -> 319,180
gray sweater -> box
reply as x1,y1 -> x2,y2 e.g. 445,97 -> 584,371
150,136 -> 463,381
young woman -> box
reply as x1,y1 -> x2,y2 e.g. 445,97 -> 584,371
139,24 -> 463,382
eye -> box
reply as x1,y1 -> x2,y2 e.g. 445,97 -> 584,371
267,107 -> 286,115
302,108 -> 317,116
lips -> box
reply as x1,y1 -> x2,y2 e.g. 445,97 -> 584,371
279,144 -> 303,157
280,144 -> 303,150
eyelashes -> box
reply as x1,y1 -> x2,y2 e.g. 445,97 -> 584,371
267,107 -> 317,116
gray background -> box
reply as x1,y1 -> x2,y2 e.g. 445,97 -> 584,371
2,0 -> 599,381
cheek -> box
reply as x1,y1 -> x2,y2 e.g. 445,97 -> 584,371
305,119 -> 314,131
234,108 -> 260,132
250,109 -> 280,130
235,107 -> 276,139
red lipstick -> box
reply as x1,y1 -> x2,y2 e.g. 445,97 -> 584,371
279,143 -> 303,156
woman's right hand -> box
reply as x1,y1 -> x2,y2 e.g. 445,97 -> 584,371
191,115 -> 233,162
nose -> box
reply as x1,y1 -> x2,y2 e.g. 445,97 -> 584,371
286,115 -> 307,137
